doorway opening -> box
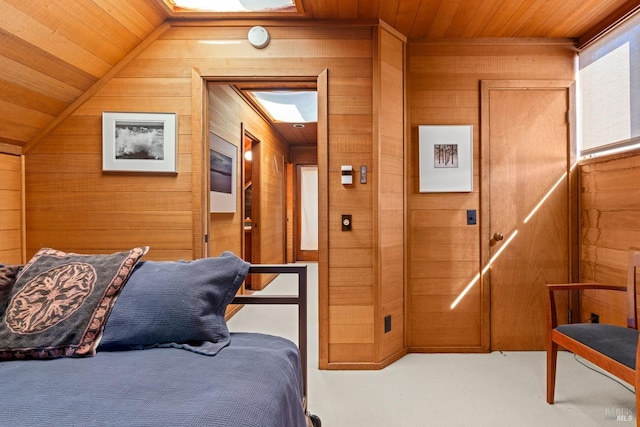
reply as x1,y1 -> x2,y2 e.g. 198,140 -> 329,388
205,79 -> 320,274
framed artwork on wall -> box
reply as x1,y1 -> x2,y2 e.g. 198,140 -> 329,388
418,125 -> 473,192
209,132 -> 237,213
102,112 -> 177,173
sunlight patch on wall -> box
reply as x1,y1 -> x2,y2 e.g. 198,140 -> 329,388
450,231 -> 519,309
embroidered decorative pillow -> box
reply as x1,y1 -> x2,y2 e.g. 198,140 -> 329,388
0,265 -> 22,313
0,247 -> 148,360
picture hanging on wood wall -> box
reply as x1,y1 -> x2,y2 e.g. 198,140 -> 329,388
418,125 -> 473,192
209,132 -> 237,213
102,112 -> 177,173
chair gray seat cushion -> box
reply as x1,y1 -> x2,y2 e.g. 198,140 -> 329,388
556,323 -> 638,369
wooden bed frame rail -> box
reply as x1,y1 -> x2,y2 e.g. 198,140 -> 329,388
231,264 -> 308,397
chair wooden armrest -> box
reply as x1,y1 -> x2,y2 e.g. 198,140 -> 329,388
547,282 -> 627,292
546,249 -> 640,427
547,283 -> 627,329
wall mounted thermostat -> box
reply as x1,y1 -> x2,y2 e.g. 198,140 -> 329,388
248,26 -> 270,49
341,165 -> 353,185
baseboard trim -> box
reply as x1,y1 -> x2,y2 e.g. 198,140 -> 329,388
323,348 -> 408,370
409,346 -> 490,353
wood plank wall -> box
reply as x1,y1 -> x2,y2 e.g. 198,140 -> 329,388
207,84 -> 290,288
407,40 -> 575,351
376,26 -> 406,363
0,152 -> 23,264
579,150 -> 640,324
23,22 -> 387,368
25,89 -> 194,261
319,26 -> 376,368
206,85 -> 243,259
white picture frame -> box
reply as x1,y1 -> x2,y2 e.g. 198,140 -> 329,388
419,125 -> 473,192
209,132 -> 237,213
102,112 -> 177,173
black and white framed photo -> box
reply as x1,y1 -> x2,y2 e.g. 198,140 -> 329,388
419,125 -> 473,192
102,112 -> 177,173
209,132 -> 237,213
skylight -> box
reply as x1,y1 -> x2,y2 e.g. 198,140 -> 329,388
170,0 -> 296,13
248,91 -> 317,123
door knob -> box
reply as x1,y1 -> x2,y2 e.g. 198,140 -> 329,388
493,232 -> 504,241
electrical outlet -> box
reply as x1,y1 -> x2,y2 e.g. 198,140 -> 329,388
384,315 -> 392,333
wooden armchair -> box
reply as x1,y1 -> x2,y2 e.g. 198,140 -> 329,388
547,248 -> 640,425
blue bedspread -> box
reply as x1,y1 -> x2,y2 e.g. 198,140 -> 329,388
0,333 -> 307,427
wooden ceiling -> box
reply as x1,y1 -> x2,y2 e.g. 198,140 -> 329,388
301,0 -> 639,40
1,0 -> 639,151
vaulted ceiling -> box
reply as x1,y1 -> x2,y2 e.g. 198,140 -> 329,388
1,0 -> 639,151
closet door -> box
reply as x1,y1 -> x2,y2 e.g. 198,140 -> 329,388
482,81 -> 573,350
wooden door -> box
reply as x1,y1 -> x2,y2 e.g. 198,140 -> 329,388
482,81 -> 573,351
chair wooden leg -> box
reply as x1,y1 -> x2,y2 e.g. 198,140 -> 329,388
547,340 -> 558,404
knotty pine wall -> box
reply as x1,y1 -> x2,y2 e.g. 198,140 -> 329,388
23,21 -> 402,369
0,150 -> 23,264
407,40 -> 576,351
579,149 -> 640,324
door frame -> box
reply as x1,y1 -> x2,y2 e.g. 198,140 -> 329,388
195,70 -> 329,363
479,80 -> 579,351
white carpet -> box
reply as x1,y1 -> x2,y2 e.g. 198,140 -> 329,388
228,263 -> 636,426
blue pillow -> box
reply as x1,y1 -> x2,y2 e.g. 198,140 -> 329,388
98,252 -> 249,355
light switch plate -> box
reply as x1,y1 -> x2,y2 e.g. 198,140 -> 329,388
467,209 -> 477,225
360,166 -> 367,184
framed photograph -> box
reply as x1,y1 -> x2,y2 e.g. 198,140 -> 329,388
419,125 -> 473,192
102,112 -> 177,173
209,132 -> 237,213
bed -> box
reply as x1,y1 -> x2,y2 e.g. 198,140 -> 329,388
0,247 -> 320,427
